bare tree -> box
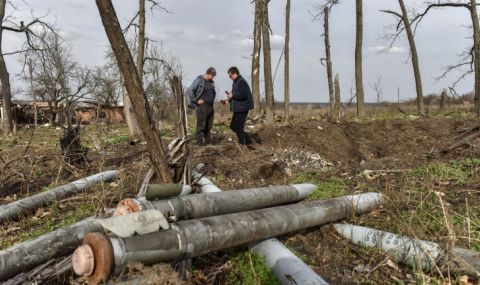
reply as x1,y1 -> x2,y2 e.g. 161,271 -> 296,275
122,0 -> 170,140
251,0 -> 262,115
284,0 -> 291,122
355,0 -> 365,117
261,0 -> 275,124
369,74 -> 383,103
413,0 -> 480,116
122,0 -> 146,141
90,62 -> 122,120
0,1 -> 12,133
96,0 -> 172,183
322,6 -> 335,117
27,30 -> 91,125
0,1 -> 53,134
381,0 -> 425,115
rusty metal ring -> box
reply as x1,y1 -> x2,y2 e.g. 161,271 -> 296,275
83,232 -> 114,285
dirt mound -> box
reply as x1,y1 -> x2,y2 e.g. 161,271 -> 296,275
256,117 -> 480,171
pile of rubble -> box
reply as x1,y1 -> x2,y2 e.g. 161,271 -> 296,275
272,148 -> 334,173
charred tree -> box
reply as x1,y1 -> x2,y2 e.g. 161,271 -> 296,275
59,124 -> 88,165
96,0 -> 172,183
251,0 -> 262,115
169,75 -> 189,183
284,0 -> 291,122
261,0 -> 275,124
355,0 -> 365,117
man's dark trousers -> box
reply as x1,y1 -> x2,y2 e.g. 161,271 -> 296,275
196,104 -> 214,145
230,111 -> 251,145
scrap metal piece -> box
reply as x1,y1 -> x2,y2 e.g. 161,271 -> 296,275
99,210 -> 169,238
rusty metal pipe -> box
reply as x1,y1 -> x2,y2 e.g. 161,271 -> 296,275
74,192 -> 383,283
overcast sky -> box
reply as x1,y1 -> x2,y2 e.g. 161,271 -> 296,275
3,0 -> 475,103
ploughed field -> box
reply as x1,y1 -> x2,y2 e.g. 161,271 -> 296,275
1,116 -> 479,284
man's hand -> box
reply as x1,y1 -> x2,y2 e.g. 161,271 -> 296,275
226,91 -> 233,100
197,99 -> 205,105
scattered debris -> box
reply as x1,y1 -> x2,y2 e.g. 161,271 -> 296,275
273,148 -> 334,173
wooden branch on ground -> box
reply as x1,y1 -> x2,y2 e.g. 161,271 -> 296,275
441,125 -> 480,154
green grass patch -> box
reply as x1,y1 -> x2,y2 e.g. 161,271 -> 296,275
106,134 -> 130,145
211,174 -> 226,185
408,159 -> 480,186
19,202 -> 96,242
226,251 -> 280,285
294,172 -> 347,200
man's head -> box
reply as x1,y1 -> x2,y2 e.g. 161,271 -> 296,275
227,66 -> 240,80
204,67 -> 216,80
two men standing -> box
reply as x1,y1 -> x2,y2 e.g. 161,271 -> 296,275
187,66 -> 254,147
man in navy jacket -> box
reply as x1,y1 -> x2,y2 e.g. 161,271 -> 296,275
225,67 -> 254,145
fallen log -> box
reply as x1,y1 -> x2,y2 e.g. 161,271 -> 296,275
73,192 -> 383,284
441,125 -> 480,154
0,170 -> 119,223
334,224 -> 480,277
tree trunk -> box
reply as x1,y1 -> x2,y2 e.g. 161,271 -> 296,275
123,0 -> 145,141
470,0 -> 480,116
284,0 -> 291,123
28,59 -> 37,128
439,88 -> 447,112
323,7 -> 335,118
355,0 -> 365,117
0,0 -> 13,134
334,73 -> 341,119
96,0 -> 173,183
261,0 -> 275,124
136,0 -> 146,80
122,77 -> 142,140
251,0 -> 262,115
398,0 -> 424,115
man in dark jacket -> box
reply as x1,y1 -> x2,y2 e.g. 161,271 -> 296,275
225,67 -> 254,145
187,67 -> 216,146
